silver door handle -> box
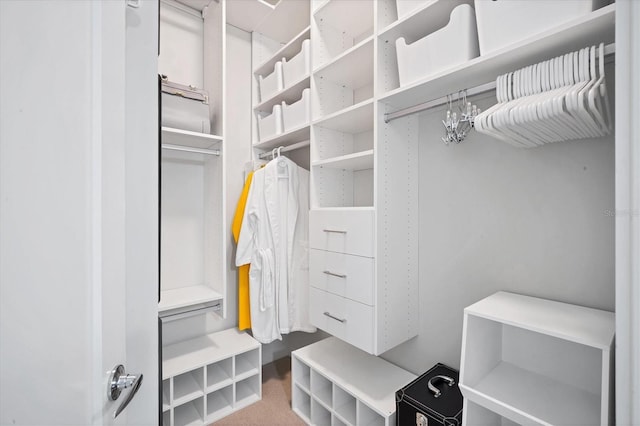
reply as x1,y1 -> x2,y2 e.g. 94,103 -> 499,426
323,229 -> 347,234
323,312 -> 346,323
108,364 -> 144,418
323,270 -> 347,278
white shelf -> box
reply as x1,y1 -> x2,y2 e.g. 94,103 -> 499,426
235,354 -> 260,381
173,371 -> 204,407
206,361 -> 233,392
158,285 -> 223,315
313,0 -> 373,40
253,123 -> 310,150
314,37 -> 374,88
378,0 -> 470,44
254,74 -> 310,113
465,291 -> 615,349
174,400 -> 204,426
254,26 -> 311,76
313,100 -> 373,134
312,206 -> 375,212
236,375 -> 261,407
462,362 -> 601,426
379,3 -> 615,109
312,150 -> 374,171
161,127 -> 223,150
292,338 -> 416,426
205,386 -> 233,421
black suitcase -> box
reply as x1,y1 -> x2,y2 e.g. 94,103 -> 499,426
395,363 -> 463,426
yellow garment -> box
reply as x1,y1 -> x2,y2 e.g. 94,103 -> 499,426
232,171 -> 254,331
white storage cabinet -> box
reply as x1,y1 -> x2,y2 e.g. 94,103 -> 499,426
292,337 -> 417,426
162,329 -> 262,426
459,292 -> 615,426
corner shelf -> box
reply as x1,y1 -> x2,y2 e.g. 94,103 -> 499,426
292,337 -> 416,426
254,26 -> 311,76
161,126 -> 223,150
379,3 -> 615,109
459,292 -> 615,426
162,329 -> 262,426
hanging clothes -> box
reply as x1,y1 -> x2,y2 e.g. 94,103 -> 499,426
235,156 -> 315,344
232,170 -> 254,331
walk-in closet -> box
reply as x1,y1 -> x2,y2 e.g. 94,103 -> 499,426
1,0 -> 638,425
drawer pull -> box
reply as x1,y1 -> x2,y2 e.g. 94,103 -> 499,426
323,270 -> 347,279
323,229 -> 347,234
323,312 -> 346,323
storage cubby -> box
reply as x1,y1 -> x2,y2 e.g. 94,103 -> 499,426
312,39 -> 374,119
206,358 -> 232,392
292,338 -> 417,426
293,385 -> 312,423
173,368 -> 205,406
460,292 -> 615,426
358,402 -> 385,426
163,410 -> 171,426
174,398 -> 204,426
311,370 -> 333,408
235,347 -> 260,380
312,0 -> 374,68
333,385 -> 357,425
312,399 -> 332,425
235,374 -> 261,408
162,329 -> 261,425
463,400 -> 520,426
312,167 -> 374,208
206,384 -> 233,419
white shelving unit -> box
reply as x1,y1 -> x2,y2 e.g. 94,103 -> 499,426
459,292 -> 615,426
162,329 -> 262,426
292,337 -> 416,426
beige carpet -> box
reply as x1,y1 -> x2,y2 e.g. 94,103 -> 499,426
212,357 -> 305,426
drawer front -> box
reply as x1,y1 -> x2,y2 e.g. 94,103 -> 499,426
309,209 -> 374,257
309,249 -> 374,306
310,287 -> 374,354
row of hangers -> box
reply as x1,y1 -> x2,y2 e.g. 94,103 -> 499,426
473,43 -> 612,147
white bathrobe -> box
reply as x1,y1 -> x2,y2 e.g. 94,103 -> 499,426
235,157 -> 315,343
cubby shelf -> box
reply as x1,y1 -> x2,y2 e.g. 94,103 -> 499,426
254,26 -> 311,76
161,126 -> 223,150
292,337 -> 416,426
460,292 -> 615,426
379,3 -> 615,109
254,74 -> 310,113
253,123 -> 310,150
162,329 -> 261,426
312,150 -> 374,171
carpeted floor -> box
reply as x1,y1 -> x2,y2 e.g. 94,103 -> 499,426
212,357 -> 305,426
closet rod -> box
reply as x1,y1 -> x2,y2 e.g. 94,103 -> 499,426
384,42 -> 616,124
162,143 -> 221,156
258,140 -> 310,159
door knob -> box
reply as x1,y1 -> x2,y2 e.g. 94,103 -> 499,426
108,364 -> 144,418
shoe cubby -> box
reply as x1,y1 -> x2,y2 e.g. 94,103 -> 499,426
206,357 -> 232,392
173,368 -> 205,406
174,398 -> 204,426
333,385 -> 356,425
463,399 -> 520,426
292,338 -> 417,426
162,329 -> 261,425
235,347 -> 260,380
206,384 -> 233,420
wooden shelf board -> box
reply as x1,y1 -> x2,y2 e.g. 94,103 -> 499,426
161,127 -> 222,150
254,124 -> 310,150
461,362 -> 601,426
292,338 -> 416,416
254,26 -> 311,76
254,75 -> 310,112
163,329 -> 260,379
313,99 -> 373,134
158,285 -> 223,314
379,4 -> 615,110
378,0 -> 470,44
314,37 -> 374,88
313,150 -> 374,171
465,291 -> 614,349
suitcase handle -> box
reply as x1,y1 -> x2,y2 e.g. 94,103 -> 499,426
428,375 -> 455,398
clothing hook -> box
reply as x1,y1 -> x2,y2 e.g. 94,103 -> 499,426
277,146 -> 283,157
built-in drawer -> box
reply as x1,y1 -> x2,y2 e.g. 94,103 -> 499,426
309,287 -> 374,354
309,249 -> 374,306
309,209 -> 374,257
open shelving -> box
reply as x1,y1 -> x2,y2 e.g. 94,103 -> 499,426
292,337 -> 416,426
254,26 -> 311,77
253,123 -> 310,150
158,285 -> 223,317
161,126 -> 223,150
254,74 -> 310,113
162,329 -> 261,426
460,292 -> 615,426
312,150 -> 374,171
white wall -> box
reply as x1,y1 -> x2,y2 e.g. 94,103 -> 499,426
380,90 -> 616,374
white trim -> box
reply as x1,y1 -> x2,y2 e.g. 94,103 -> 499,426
615,0 -> 640,424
